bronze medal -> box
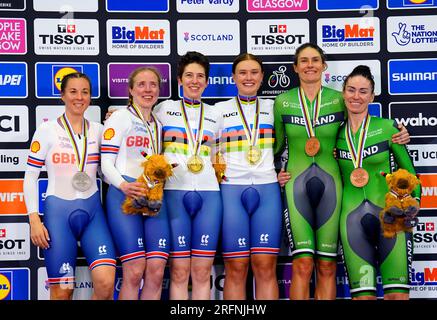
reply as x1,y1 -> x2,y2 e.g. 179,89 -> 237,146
350,168 -> 369,188
187,155 -> 204,174
247,145 -> 262,165
305,137 -> 320,157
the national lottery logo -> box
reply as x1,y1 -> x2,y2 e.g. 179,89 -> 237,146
317,18 -> 380,54
106,20 -> 170,56
388,16 -> 437,52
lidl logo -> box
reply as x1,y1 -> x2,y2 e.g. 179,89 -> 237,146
387,0 -> 436,8
0,269 -> 30,300
35,62 -> 100,98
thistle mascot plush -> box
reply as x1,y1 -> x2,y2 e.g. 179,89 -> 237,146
122,154 -> 174,216
380,168 -> 420,238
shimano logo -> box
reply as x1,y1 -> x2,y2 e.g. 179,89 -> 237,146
392,72 -> 437,81
395,113 -> 437,127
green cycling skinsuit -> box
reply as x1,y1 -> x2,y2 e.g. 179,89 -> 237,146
274,86 -> 345,261
336,116 -> 420,297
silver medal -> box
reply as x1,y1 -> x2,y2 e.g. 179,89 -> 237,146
72,171 -> 92,192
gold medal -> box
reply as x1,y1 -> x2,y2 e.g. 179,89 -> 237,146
187,155 -> 204,174
247,145 -> 262,165
305,137 -> 320,157
350,168 -> 369,188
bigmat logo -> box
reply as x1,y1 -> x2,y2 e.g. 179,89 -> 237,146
414,217 -> 437,254
317,17 -> 380,54
33,0 -> 98,12
177,20 -> 240,56
410,261 -> 437,299
0,18 -> 26,54
388,59 -> 437,95
34,19 -> 99,56
317,0 -> 378,11
35,62 -> 100,98
108,63 -> 170,99
387,16 -> 437,52
260,62 -> 296,97
247,0 -> 308,12
0,223 -> 30,261
0,269 -> 30,300
408,144 -> 437,169
0,1 -> 25,11
387,0 -> 437,9
389,101 -> 437,138
0,105 -> 28,142
323,60 -> 381,95
0,179 -> 27,215
106,0 -> 169,12
0,149 -> 27,172
177,0 -> 239,12
179,63 -> 237,99
106,20 -> 170,56
247,19 -> 309,55
419,174 -> 437,210
0,62 -> 27,98
36,105 -> 101,127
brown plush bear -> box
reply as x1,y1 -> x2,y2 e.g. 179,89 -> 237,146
122,154 -> 173,216
379,168 -> 420,238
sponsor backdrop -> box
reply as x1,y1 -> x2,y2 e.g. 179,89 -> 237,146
0,0 -> 436,300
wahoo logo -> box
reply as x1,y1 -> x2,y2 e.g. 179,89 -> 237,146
395,113 -> 437,127
201,234 -> 209,246
111,26 -> 165,44
389,102 -> 437,137
98,245 -> 107,255
238,238 -> 246,247
322,24 -> 375,42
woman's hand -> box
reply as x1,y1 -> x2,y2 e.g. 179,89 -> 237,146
278,168 -> 291,188
119,181 -> 146,198
29,213 -> 50,249
392,124 -> 410,145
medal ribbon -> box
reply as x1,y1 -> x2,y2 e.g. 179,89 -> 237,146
298,87 -> 322,138
129,103 -> 160,155
345,114 -> 371,169
235,96 -> 260,149
180,99 -> 204,156
60,113 -> 88,172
